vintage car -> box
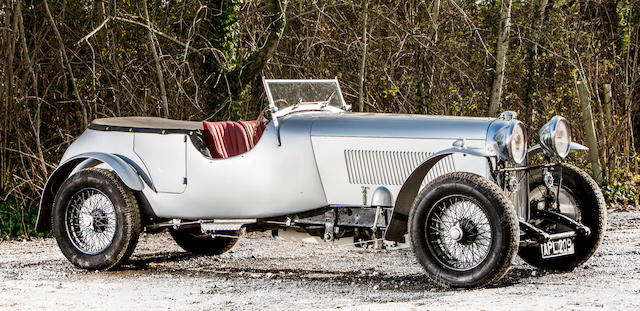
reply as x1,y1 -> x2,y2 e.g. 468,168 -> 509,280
36,79 -> 606,287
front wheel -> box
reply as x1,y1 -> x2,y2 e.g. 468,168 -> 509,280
409,172 -> 519,287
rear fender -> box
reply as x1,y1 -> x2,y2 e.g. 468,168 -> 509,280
384,148 -> 496,242
35,152 -> 145,232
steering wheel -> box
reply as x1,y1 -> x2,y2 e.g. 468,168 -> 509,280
253,99 -> 284,139
273,98 -> 288,108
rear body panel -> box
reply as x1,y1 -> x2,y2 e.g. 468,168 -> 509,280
60,117 -> 328,219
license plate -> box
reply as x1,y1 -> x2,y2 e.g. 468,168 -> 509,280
540,237 -> 575,259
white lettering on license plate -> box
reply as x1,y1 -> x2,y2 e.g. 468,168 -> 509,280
540,237 -> 575,259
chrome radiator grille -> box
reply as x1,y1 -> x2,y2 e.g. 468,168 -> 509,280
506,170 -> 529,220
344,150 -> 456,186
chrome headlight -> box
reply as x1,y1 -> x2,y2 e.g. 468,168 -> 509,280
491,120 -> 528,164
538,116 -> 572,158
510,122 -> 527,163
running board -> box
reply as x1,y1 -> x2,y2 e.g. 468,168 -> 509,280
200,219 -> 257,232
144,218 -> 256,232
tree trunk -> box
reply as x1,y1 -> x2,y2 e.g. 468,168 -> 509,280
603,83 -> 614,180
429,0 -> 440,41
143,0 -> 170,118
44,0 -> 88,127
488,0 -> 513,117
524,0 -> 548,125
577,81 -> 603,183
1,0 -> 16,191
358,1 -> 368,113
203,0 -> 288,117
594,83 -> 608,181
627,22 -> 639,173
232,0 -> 288,90
17,1 -> 47,176
621,4 -> 639,173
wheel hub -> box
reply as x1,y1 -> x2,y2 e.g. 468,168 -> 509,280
426,195 -> 493,271
458,218 -> 479,244
448,225 -> 463,241
90,209 -> 108,233
448,219 -> 479,244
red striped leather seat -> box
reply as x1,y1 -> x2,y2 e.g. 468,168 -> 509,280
238,120 -> 265,147
202,120 -> 265,158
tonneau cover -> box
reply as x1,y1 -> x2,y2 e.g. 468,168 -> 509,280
90,117 -> 203,131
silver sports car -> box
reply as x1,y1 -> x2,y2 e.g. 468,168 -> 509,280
36,79 -> 606,287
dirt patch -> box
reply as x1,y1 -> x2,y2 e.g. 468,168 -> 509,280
1,211 -> 639,310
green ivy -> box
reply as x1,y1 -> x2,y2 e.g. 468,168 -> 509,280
601,170 -> 640,209
0,198 -> 47,239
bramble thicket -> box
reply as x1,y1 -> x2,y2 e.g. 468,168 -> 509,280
1,0 -> 639,237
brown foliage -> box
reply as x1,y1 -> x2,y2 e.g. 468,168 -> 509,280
0,0 -> 639,236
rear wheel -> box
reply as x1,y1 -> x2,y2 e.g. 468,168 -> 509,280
52,168 -> 141,270
170,228 -> 237,255
409,172 -> 519,287
518,164 -> 606,270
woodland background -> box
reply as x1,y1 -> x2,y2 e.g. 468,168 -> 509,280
1,0 -> 639,237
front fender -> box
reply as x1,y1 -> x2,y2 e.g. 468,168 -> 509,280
384,148 -> 496,242
35,152 -> 144,232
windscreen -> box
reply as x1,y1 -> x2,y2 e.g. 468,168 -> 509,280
265,80 -> 346,111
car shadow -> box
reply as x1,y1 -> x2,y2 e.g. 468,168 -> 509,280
120,251 -> 203,270
489,266 -> 567,288
114,251 -> 566,291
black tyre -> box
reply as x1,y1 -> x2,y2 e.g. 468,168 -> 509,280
170,228 -> 237,255
52,168 -> 141,270
409,172 -> 519,287
518,164 -> 606,270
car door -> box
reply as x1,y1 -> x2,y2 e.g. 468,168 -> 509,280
134,133 -> 187,193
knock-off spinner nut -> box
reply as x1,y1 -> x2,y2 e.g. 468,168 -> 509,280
449,225 -> 463,241
543,171 -> 554,189
506,176 -> 519,192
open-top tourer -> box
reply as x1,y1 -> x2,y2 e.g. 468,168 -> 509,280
36,79 -> 605,287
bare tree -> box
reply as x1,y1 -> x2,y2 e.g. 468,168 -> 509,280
358,0 -> 368,112
488,0 -> 512,117
143,0 -> 170,118
44,0 -> 88,127
577,81 -> 603,183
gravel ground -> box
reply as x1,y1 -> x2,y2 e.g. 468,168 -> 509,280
1,210 -> 639,310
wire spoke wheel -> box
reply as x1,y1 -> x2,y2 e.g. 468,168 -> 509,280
53,168 -> 140,270
409,172 -> 518,287
426,195 -> 493,271
65,188 -> 117,255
